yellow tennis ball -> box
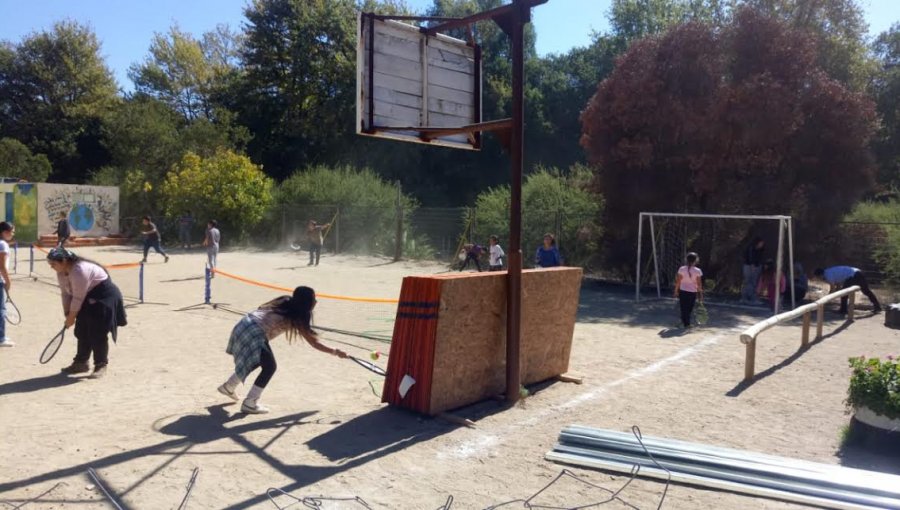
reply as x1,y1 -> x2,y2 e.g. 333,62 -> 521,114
370,350 -> 380,361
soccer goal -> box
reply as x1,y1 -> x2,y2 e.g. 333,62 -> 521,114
635,213 -> 796,312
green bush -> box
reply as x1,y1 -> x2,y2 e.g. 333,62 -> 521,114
847,356 -> 900,420
843,201 -> 900,283
161,150 -> 273,241
274,165 -> 419,257
472,164 -> 603,267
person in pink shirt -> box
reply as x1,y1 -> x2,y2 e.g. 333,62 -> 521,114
757,259 -> 787,312
47,248 -> 127,379
674,252 -> 703,328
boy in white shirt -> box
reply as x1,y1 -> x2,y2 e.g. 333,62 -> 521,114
0,222 -> 14,347
488,235 -> 505,272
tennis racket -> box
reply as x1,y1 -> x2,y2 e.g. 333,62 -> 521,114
39,326 -> 67,364
695,301 -> 709,325
289,241 -> 303,251
6,295 -> 20,325
349,355 -> 386,377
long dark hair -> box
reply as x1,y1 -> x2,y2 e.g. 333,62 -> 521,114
685,252 -> 698,277
0,222 -> 13,235
46,248 -> 110,276
260,286 -> 315,342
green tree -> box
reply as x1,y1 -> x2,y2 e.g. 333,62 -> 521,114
103,96 -> 182,182
0,21 -> 119,182
872,24 -> 900,190
129,24 -> 242,121
161,150 -> 274,240
0,137 -> 52,182
472,165 -> 602,267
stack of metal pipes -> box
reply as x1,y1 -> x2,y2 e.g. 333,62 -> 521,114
546,425 -> 900,510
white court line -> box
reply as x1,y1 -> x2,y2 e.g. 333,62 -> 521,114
440,329 -> 741,460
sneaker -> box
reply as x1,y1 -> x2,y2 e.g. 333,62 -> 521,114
164,256 -> 170,263
61,362 -> 90,374
141,259 -> 147,263
241,401 -> 270,414
0,338 -> 14,348
217,384 -> 240,401
874,307 -> 883,314
89,365 -> 107,379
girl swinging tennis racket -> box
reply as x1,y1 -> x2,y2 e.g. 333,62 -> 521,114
218,286 -> 348,414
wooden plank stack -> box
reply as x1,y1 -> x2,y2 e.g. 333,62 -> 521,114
382,267 -> 582,415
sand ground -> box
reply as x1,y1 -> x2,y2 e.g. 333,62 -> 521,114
0,246 -> 897,509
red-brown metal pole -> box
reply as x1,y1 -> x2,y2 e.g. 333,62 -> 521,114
506,0 -> 526,404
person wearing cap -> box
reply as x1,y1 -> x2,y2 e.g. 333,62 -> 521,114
46,248 -> 127,378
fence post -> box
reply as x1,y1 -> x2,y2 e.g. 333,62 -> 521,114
744,338 -> 756,382
394,182 -> 403,262
29,244 -> 34,276
335,207 -> 341,254
281,207 -> 286,249
801,311 -> 811,347
816,304 -> 824,340
848,291 -> 856,321
139,262 -> 145,304
204,266 -> 211,305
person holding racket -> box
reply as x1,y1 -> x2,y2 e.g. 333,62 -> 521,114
47,248 -> 127,378
217,286 -> 347,414
0,222 -> 14,347
305,220 -> 330,267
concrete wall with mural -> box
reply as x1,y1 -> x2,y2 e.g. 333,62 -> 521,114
36,184 -> 119,239
0,184 -> 15,222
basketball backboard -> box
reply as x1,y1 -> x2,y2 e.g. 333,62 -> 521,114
357,14 -> 482,150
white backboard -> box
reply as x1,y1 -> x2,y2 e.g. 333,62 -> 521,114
357,14 -> 481,150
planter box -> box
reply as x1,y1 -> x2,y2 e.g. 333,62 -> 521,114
849,406 -> 900,454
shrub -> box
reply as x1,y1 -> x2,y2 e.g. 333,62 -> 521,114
847,356 -> 900,420
274,165 -> 419,257
161,150 -> 273,241
472,164 -> 603,267
842,201 -> 900,284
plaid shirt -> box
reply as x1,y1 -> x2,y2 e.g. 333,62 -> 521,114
226,316 -> 269,381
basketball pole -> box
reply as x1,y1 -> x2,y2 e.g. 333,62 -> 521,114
506,0 -> 526,404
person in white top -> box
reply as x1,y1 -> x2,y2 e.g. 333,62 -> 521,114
488,235 -> 505,271
673,252 -> 703,328
0,222 -> 14,347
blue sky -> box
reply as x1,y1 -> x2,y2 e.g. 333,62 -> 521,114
0,0 -> 896,91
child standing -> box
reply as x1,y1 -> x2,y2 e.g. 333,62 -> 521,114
757,260 -> 787,312
535,233 -> 562,268
203,220 -> 221,276
488,235 -> 505,271
141,215 -> 169,263
55,212 -> 71,248
306,220 -> 330,267
218,286 -> 348,413
674,252 -> 703,328
0,222 -> 14,347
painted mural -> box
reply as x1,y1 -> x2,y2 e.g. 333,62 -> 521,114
13,184 -> 38,242
36,184 -> 120,238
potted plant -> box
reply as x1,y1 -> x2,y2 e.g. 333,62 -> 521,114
845,356 -> 900,452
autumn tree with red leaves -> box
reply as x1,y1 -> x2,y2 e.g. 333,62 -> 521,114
581,7 -> 878,275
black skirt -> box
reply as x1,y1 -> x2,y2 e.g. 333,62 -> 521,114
74,278 -> 127,342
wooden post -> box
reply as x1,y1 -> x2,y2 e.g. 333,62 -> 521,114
335,207 -> 341,254
394,181 -> 403,262
848,291 -> 856,321
744,338 -> 756,382
816,304 -> 824,340
801,311 -> 811,347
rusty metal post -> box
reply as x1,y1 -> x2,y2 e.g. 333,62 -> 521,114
506,0 -> 527,404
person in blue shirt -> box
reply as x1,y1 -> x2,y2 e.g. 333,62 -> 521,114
535,233 -> 562,268
813,265 -> 881,314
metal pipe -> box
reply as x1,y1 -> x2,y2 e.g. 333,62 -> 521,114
649,216 -> 661,298
774,218 -> 785,313
636,214 -> 643,301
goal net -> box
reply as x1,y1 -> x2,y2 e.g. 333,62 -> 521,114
635,213 -> 795,311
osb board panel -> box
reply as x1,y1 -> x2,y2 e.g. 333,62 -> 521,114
428,267 -> 582,415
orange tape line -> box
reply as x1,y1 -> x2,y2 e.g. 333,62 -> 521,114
34,244 -> 49,254
212,268 -> 399,304
105,262 -> 143,270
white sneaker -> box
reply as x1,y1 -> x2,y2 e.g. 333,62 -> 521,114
0,339 -> 14,347
241,401 -> 270,414
217,384 -> 240,401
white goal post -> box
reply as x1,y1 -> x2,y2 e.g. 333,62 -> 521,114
635,212 -> 795,312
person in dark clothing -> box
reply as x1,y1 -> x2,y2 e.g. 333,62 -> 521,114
741,237 -> 764,303
535,233 -> 562,268
55,212 -> 71,247
784,262 -> 809,305
141,215 -> 169,263
47,248 -> 127,379
459,243 -> 484,272
813,266 -> 882,314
